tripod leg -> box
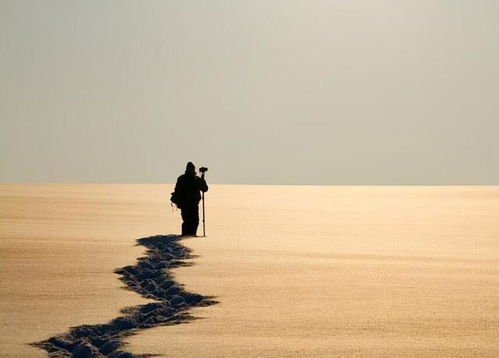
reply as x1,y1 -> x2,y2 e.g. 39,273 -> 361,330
202,192 -> 206,237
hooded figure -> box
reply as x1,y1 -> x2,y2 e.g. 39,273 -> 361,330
173,162 -> 208,236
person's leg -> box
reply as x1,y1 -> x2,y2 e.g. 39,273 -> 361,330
191,204 -> 199,236
181,205 -> 198,236
180,208 -> 189,236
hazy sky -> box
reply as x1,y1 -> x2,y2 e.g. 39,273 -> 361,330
1,0 -> 498,184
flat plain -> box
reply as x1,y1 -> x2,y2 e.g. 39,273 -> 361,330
1,185 -> 498,357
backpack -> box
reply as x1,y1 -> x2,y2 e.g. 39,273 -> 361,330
170,191 -> 181,208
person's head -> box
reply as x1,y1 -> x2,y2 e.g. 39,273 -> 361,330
185,162 -> 196,175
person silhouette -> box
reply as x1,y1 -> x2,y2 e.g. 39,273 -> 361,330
173,162 -> 209,236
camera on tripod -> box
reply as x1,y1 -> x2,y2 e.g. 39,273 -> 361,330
199,167 -> 208,173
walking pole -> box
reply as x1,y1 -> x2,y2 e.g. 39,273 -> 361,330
202,191 -> 206,237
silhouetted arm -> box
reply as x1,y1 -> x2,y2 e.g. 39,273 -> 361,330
199,175 -> 208,193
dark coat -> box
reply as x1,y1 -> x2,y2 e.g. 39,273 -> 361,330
174,173 -> 208,208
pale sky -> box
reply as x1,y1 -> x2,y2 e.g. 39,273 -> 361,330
1,0 -> 498,184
